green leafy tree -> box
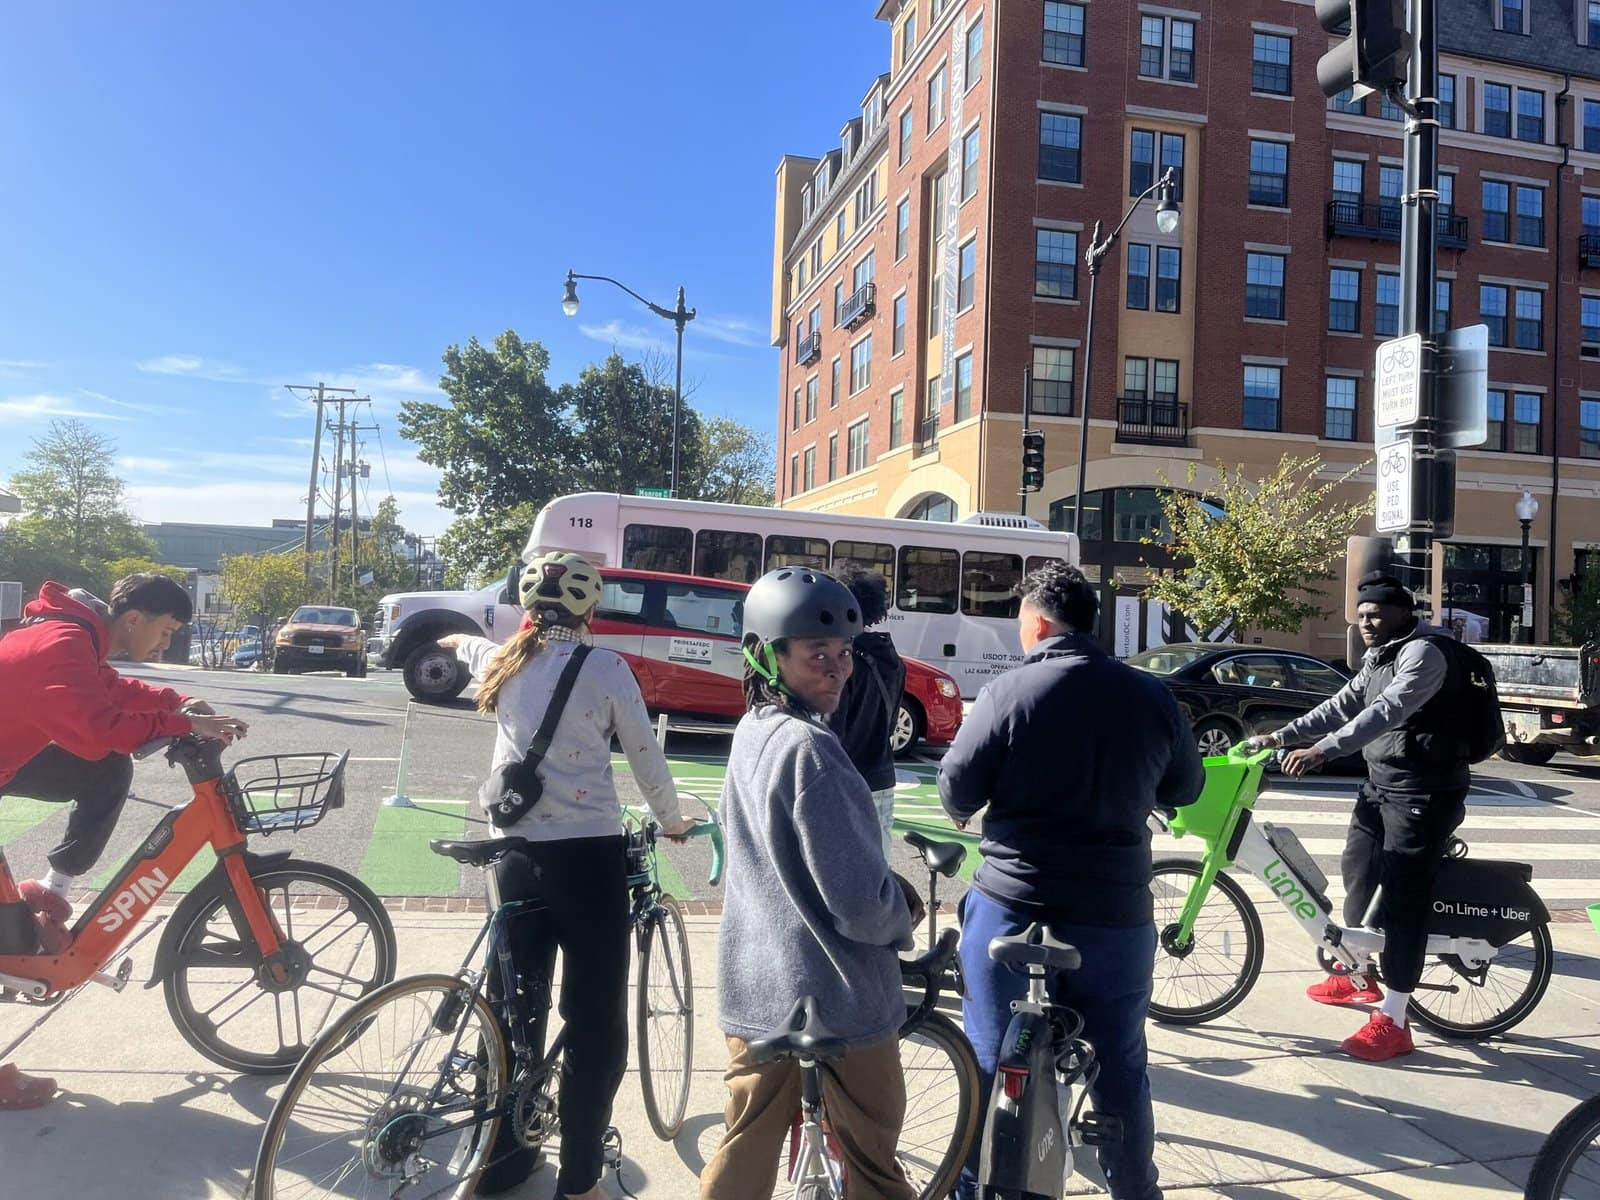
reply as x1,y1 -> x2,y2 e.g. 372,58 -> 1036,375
323,495 -> 422,609
687,416 -> 775,506
563,353 -> 704,497
220,551 -> 309,663
1555,550 -> 1600,647
98,557 -> 187,598
1140,455 -> 1374,639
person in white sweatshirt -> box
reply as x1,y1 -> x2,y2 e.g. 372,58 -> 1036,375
441,550 -> 694,1200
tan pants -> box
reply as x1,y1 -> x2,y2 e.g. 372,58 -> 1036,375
699,1032 -> 915,1200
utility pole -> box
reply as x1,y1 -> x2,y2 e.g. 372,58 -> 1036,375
286,382 -> 356,590
329,411 -> 346,602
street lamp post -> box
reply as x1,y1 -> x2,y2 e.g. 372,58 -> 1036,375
1515,489 -> 1539,643
562,270 -> 696,497
1068,169 -> 1182,536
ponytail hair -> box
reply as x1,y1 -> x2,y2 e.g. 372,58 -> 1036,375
476,624 -> 545,714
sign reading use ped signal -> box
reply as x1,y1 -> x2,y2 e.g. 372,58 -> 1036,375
1375,438 -> 1413,533
1375,333 -> 1422,429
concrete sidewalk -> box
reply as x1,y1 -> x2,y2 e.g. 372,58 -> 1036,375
1,902 -> 1596,1198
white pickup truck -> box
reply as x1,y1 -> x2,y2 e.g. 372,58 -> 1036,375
369,579 -> 520,702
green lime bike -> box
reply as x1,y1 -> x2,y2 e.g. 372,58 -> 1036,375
1148,745 -> 1555,1039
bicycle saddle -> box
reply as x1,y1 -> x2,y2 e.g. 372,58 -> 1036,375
748,996 -> 849,1064
429,837 -> 529,867
988,923 -> 1082,973
904,830 -> 967,878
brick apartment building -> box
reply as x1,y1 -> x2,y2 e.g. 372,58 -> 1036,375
770,0 -> 1600,657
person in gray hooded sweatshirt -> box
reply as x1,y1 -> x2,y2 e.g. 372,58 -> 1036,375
700,567 -> 922,1200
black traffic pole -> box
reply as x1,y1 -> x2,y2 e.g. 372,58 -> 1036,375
1020,365 -> 1033,519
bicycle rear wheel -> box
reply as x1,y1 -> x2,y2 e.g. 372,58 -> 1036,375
253,972 -> 506,1200
1407,923 -> 1554,1039
1149,858 -> 1264,1025
1525,1094 -> 1600,1200
899,1010 -> 981,1200
637,895 -> 694,1139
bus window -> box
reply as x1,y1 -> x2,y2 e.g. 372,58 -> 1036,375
831,539 -> 895,597
695,529 -> 762,583
662,581 -> 746,638
962,552 -> 1023,618
622,523 -> 692,573
765,534 -> 829,572
1025,555 -> 1066,577
598,578 -> 648,623
896,546 -> 959,614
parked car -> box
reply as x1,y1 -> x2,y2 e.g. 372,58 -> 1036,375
1128,643 -> 1358,768
272,606 -> 367,677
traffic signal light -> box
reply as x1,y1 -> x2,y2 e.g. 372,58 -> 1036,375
1021,429 -> 1045,493
1316,0 -> 1411,101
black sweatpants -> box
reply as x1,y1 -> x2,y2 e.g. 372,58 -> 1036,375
1340,781 -> 1468,994
483,834 -> 630,1197
4,745 -> 134,876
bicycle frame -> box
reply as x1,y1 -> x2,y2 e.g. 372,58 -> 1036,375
788,1059 -> 845,1198
0,740 -> 285,998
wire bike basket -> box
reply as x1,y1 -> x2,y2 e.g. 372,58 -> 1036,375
224,751 -> 350,835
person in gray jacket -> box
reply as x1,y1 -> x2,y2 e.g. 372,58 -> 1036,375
700,567 -> 921,1200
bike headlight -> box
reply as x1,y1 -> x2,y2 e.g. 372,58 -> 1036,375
935,678 -> 959,699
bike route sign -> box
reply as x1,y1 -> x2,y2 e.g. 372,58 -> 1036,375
1375,438 -> 1413,532
1375,333 -> 1421,429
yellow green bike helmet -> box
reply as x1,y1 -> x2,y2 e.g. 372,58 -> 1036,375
519,550 -> 603,625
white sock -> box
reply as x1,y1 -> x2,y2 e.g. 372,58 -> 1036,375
42,869 -> 75,898
1379,988 -> 1411,1026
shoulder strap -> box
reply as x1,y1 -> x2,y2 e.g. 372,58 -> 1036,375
858,648 -> 896,715
522,644 -> 593,768
19,612 -> 103,659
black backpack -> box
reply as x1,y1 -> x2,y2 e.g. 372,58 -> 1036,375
1426,634 -> 1505,764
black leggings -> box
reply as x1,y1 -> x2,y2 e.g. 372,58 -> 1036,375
1340,782 -> 1467,994
4,745 -> 134,876
486,835 -> 630,1196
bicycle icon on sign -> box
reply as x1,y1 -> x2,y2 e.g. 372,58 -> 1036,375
1382,342 -> 1417,375
1380,446 -> 1408,477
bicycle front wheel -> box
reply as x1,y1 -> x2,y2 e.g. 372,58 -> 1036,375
1525,1094 -> 1600,1200
899,1010 -> 981,1200
1407,923 -> 1554,1040
164,859 -> 397,1073
637,895 -> 695,1140
1149,858 -> 1265,1025
253,973 -> 506,1200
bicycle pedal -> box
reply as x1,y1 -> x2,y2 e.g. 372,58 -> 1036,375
1075,1111 -> 1122,1146
602,1125 -> 623,1167
91,958 -> 135,993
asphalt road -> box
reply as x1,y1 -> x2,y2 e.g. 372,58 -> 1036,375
5,662 -> 1600,914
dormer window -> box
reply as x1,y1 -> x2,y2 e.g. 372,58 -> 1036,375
802,186 -> 813,220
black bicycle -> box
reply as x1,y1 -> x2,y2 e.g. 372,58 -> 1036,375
251,814 -> 721,1199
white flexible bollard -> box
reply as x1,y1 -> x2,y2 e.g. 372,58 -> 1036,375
382,700 -> 416,808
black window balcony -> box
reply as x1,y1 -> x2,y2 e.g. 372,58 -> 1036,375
794,331 -> 821,366
1116,398 -> 1190,446
1326,200 -> 1469,250
915,411 -> 940,455
1581,234 -> 1600,269
840,282 -> 877,330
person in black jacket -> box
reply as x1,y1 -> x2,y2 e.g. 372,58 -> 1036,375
940,561 -> 1204,1200
827,565 -> 906,855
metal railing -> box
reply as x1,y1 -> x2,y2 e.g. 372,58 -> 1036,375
840,282 -> 876,330
794,331 -> 821,365
915,411 -> 940,455
1116,398 -> 1190,446
1325,200 -> 1469,249
1581,234 -> 1600,269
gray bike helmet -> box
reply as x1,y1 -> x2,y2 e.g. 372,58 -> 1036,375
742,567 -> 863,685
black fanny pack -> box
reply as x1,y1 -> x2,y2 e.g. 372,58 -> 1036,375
486,644 -> 591,828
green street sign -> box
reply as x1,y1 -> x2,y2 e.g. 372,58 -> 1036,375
636,487 -> 671,498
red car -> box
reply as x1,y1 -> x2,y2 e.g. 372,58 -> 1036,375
583,568 -> 962,753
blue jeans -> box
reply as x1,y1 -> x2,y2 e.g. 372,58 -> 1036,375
956,888 -> 1162,1200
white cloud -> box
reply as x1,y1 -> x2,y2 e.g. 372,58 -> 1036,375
0,393 -> 133,422
0,359 -> 49,370
119,455 -> 178,475
135,354 -> 207,375
694,314 -> 766,348
577,319 -> 672,356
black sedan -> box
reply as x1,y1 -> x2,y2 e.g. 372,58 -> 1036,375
1127,643 -> 1356,762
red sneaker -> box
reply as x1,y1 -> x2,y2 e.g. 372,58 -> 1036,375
1306,973 -> 1383,1006
18,880 -> 71,925
0,1063 -> 57,1110
1342,1013 -> 1415,1062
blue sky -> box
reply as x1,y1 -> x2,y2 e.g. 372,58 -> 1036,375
0,3 -> 888,536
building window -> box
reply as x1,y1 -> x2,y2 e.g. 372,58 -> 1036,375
1379,165 -> 1403,230
901,7 -> 917,65
895,197 -> 910,261
1035,228 -> 1077,298
1329,268 -> 1360,333
827,433 -> 838,482
805,376 -> 818,423
791,387 -> 801,431
1518,88 -> 1545,142
1586,195 -> 1600,238
1244,365 -> 1283,431
1160,132 -> 1185,200
890,389 -> 905,448
789,454 -> 798,496
1589,0 -> 1600,44
830,357 -> 841,408
852,250 -> 875,293
1169,18 -> 1195,80
965,17 -> 983,87
892,293 -> 907,356
1246,252 -> 1286,320
1512,392 -> 1540,453
1155,247 -> 1181,313
1032,345 -> 1075,415
1481,285 -> 1509,346
1484,83 -> 1511,137
847,419 -> 870,473
1483,181 -> 1510,243
1328,87 -> 1364,116
1438,74 -> 1456,128
1516,185 -> 1544,246
1436,278 -> 1452,332
957,238 -> 977,310
1124,357 -> 1149,399
960,127 -> 980,201
1130,129 -> 1154,195
1587,101 -> 1600,153
1325,377 -> 1358,440
954,352 -> 973,421
850,336 -> 873,393
1248,140 -> 1288,207
1251,33 -> 1291,96
1487,389 -> 1505,449
836,210 -> 847,246
1043,1 -> 1086,67
898,106 -> 914,166
1515,288 -> 1543,350
1438,172 -> 1455,220
1583,295 -> 1600,350
1039,113 -> 1082,183
1138,15 -> 1194,82
1380,91 -> 1405,122
1127,244 -> 1151,310
1500,0 -> 1525,33
833,280 -> 844,326
1580,399 -> 1600,458
1376,273 -> 1400,337
1332,159 -> 1363,206
1139,16 -> 1165,77
802,446 -> 815,492
928,62 -> 946,132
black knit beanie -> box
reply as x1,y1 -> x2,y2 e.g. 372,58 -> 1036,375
1356,572 -> 1415,610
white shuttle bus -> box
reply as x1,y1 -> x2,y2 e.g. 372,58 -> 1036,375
523,493 -> 1078,697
